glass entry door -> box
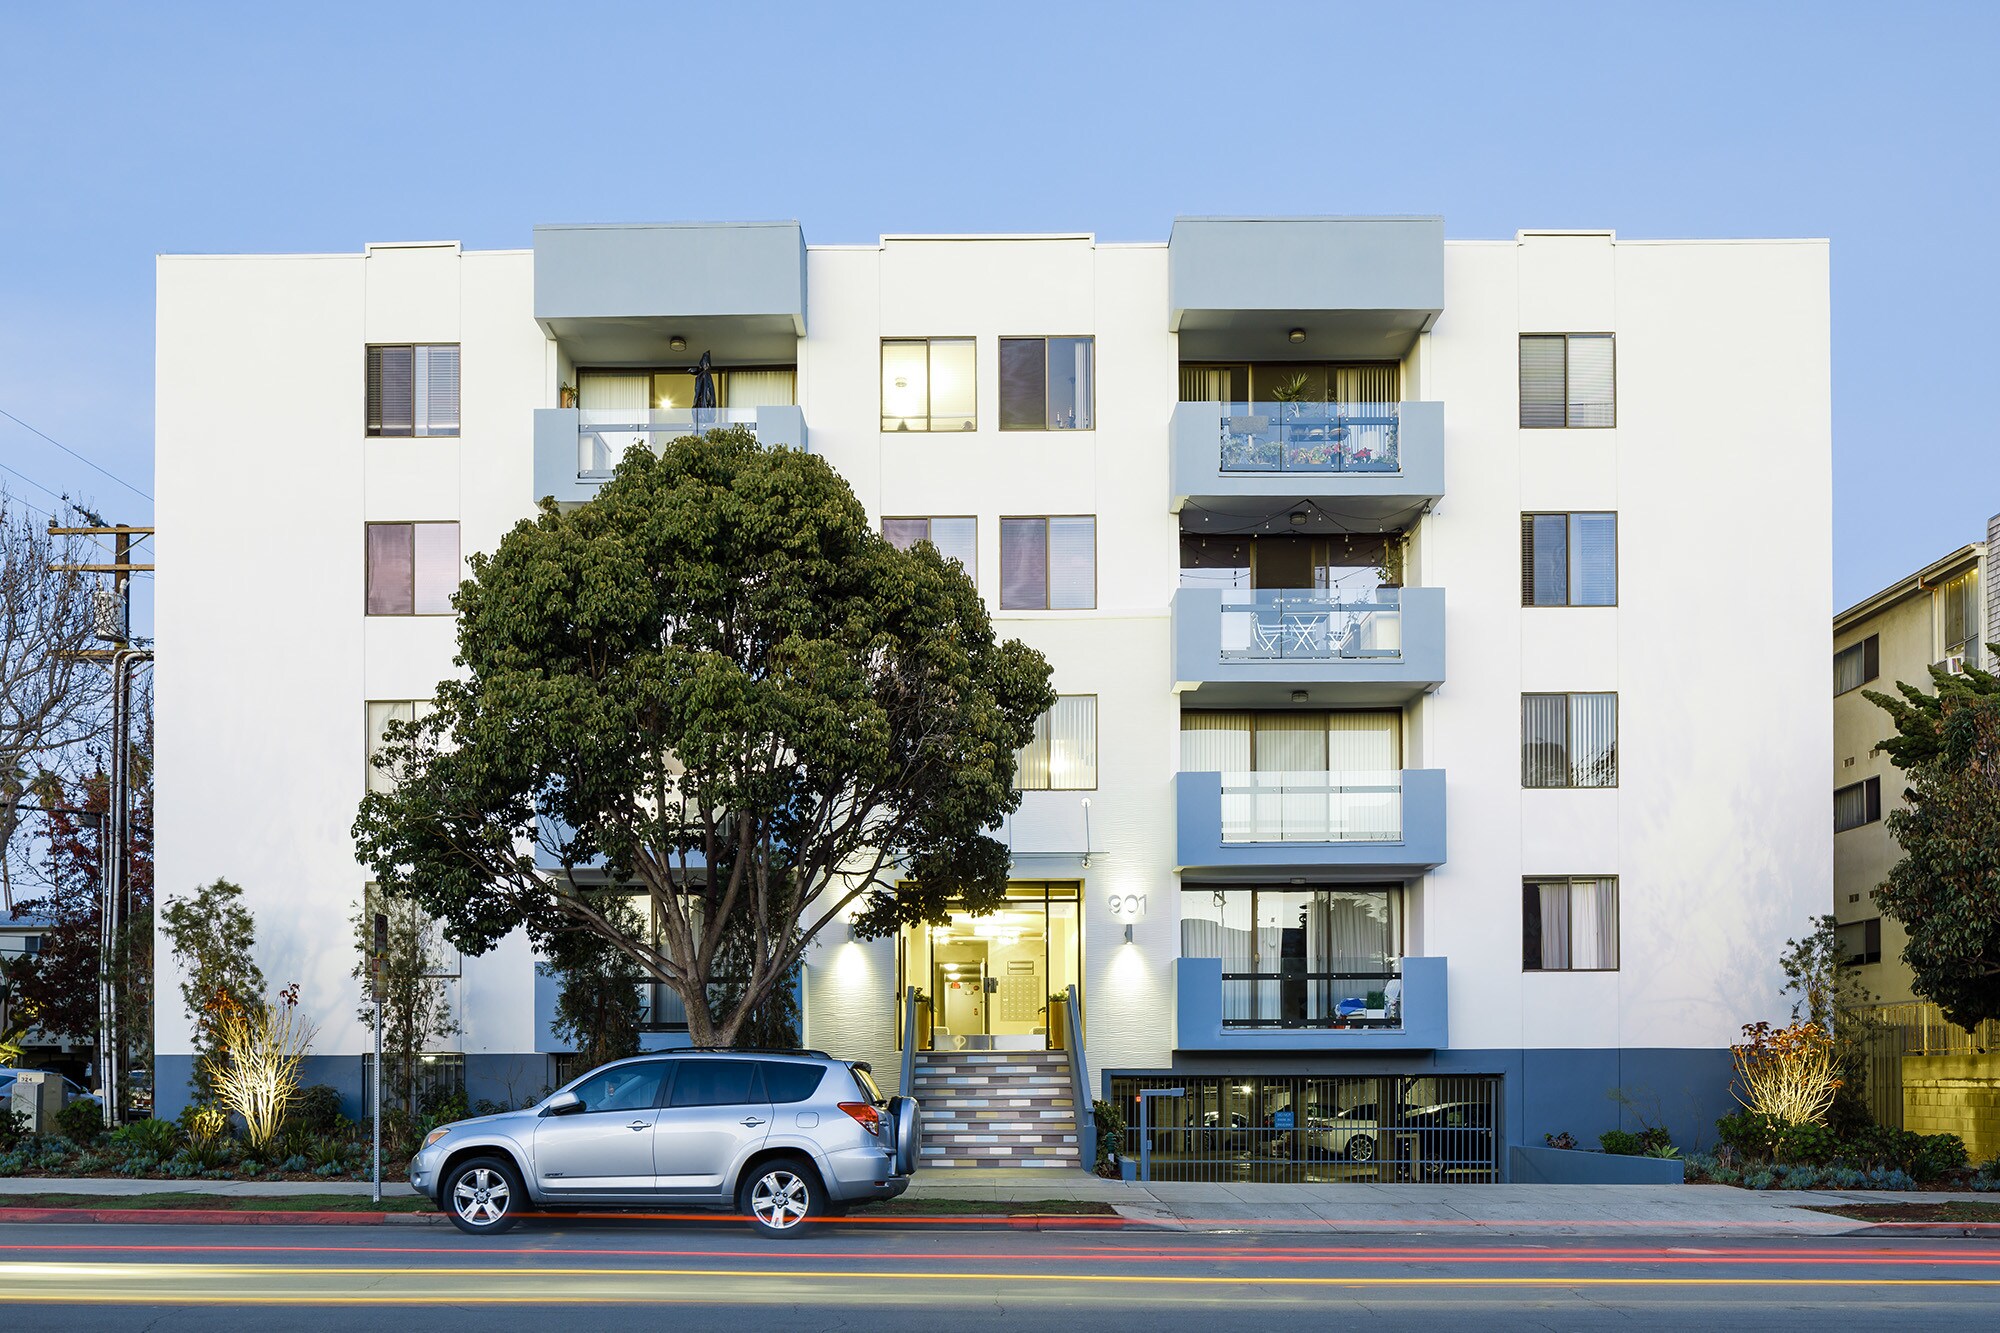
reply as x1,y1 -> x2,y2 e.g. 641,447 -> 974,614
901,882 -> 1080,1052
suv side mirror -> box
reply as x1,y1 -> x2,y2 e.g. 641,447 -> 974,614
544,1091 -> 584,1117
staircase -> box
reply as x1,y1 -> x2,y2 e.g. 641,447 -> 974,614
912,1050 -> 1083,1169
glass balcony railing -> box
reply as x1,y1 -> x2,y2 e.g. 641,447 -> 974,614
578,407 -> 764,476
1216,588 -> 1402,660
1213,402 -> 1400,474
1216,769 -> 1403,843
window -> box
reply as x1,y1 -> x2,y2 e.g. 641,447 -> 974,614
365,522 -> 460,615
1522,877 -> 1619,970
1016,696 -> 1097,790
668,1059 -> 762,1108
760,1061 -> 826,1104
1834,635 -> 1880,696
1000,337 -> 1094,430
1520,512 -> 1617,606
365,701 -> 436,792
20,935 -> 41,956
366,345 -> 460,436
1179,885 -> 1403,1028
1836,918 -> 1883,967
1519,334 -> 1614,428
1000,516 -> 1095,609
1521,694 -> 1617,788
1938,569 -> 1981,662
566,1061 -> 668,1113
881,338 -> 976,431
1835,776 -> 1882,832
882,517 -> 977,581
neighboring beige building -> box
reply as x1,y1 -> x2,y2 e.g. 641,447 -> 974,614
1832,524 -> 1992,1005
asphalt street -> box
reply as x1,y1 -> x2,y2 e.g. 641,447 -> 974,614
3,1218 -> 1997,1330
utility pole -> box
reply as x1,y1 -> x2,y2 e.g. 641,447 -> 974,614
50,522 -> 153,1128
372,911 -> 388,1204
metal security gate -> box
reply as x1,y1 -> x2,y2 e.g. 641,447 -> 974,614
1109,1073 -> 1502,1184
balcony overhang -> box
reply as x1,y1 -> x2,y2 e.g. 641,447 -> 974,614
1174,955 -> 1448,1052
533,221 -> 806,364
1174,769 -> 1446,879
1170,586 -> 1445,707
1169,217 -> 1444,362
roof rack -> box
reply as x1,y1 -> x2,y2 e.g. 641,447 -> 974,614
679,1046 -> 831,1059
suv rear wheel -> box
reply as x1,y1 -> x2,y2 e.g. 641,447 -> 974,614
444,1155 -> 523,1235
741,1156 -> 821,1239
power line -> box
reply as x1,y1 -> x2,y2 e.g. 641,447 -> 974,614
0,406 -> 153,503
0,457 -> 69,508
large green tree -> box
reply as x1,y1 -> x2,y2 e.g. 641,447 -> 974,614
353,429 -> 1054,1047
1864,653 -> 2000,1029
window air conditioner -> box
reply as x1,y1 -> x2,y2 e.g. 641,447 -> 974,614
1944,654 -> 1967,675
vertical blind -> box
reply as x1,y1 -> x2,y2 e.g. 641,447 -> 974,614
1521,694 -> 1617,788
1521,513 -> 1616,606
883,516 -> 978,582
1523,877 -> 1619,969
1001,517 -> 1096,609
1015,695 -> 1096,789
1180,711 -> 1401,772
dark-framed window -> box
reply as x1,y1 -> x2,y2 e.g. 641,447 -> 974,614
1835,917 -> 1882,967
881,337 -> 976,431
882,516 -> 977,581
1834,776 -> 1882,832
1834,635 -> 1880,696
1520,512 -> 1617,606
1000,337 -> 1094,430
1521,693 -> 1618,789
1000,515 -> 1096,610
1522,877 -> 1619,971
365,522 -> 460,616
1519,333 -> 1614,428
1015,695 -> 1097,790
366,344 -> 460,437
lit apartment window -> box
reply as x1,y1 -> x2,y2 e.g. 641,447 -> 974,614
366,700 -> 435,792
1520,512 -> 1617,606
881,338 -> 976,431
999,337 -> 1094,430
1015,696 -> 1097,790
1523,877 -> 1619,971
1834,776 -> 1882,832
1521,693 -> 1618,788
1519,334 -> 1614,428
1938,568 -> 1980,663
1000,516 -> 1095,610
1835,917 -> 1882,966
365,522 -> 460,616
1833,635 -> 1879,695
882,517 -> 977,581
366,345 -> 460,437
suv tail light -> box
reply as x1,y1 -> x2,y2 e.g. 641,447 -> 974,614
838,1101 -> 881,1136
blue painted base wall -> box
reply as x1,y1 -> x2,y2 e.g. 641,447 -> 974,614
153,1053 -> 564,1124
1104,1046 -> 1736,1169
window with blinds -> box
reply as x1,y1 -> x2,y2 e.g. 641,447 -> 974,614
1519,334 -> 1614,428
882,338 -> 976,431
1521,693 -> 1618,788
1180,710 -> 1402,773
1834,777 -> 1881,832
1833,635 -> 1879,695
367,345 -> 460,436
882,516 -> 977,582
1520,512 -> 1617,606
366,700 -> 436,792
1000,337 -> 1094,430
1523,877 -> 1619,970
1938,569 -> 1980,659
365,522 -> 460,615
1835,917 -> 1882,966
1000,516 -> 1095,610
1015,695 -> 1097,790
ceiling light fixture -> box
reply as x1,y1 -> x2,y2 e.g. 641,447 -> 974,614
1289,511 -> 1308,526
1288,328 -> 1306,344
669,336 -> 688,352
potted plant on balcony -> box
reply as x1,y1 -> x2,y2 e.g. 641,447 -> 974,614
1269,371 -> 1317,420
559,381 -> 578,409
1365,989 -> 1388,1021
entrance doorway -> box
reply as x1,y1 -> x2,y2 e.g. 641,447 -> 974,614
900,882 -> 1081,1053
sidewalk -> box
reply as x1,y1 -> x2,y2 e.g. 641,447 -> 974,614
4,1171 -> 1989,1235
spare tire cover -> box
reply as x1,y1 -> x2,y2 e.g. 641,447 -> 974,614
889,1096 -> 922,1175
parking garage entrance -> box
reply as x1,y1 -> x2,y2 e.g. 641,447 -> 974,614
1106,1072 -> 1503,1183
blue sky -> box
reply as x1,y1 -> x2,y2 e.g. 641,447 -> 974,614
2,1 -> 1995,622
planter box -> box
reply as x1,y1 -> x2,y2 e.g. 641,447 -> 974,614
1509,1145 -> 1686,1185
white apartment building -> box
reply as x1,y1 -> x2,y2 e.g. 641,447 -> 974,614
155,218 -> 1831,1177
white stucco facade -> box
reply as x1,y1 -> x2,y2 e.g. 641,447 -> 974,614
154,219 -> 1831,1155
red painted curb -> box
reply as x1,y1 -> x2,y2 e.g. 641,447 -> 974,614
0,1206 -> 421,1226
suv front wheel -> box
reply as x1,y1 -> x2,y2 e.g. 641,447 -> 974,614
443,1155 -> 524,1235
741,1156 -> 822,1239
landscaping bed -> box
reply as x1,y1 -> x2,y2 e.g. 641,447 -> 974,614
1806,1201 -> 2000,1224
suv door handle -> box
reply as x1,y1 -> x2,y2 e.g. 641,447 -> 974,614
627,1120 -> 649,1131
740,1116 -> 765,1128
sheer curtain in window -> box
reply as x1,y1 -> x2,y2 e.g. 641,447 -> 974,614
1000,519 -> 1047,609
1183,713 -> 1252,840
1569,879 -> 1618,968
1045,696 -> 1096,789
1538,882 -> 1572,967
1179,890 -> 1255,1022
726,369 -> 796,408
1327,712 -> 1400,838
578,372 -> 649,411
412,523 -> 460,615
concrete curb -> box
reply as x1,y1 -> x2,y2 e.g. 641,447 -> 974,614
0,1205 -> 1129,1232
0,1206 -> 447,1227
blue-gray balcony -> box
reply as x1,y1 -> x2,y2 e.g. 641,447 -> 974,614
1171,586 -> 1444,707
1174,767 -> 1446,880
1174,955 -> 1447,1052
1168,216 -> 1443,362
1170,400 -> 1443,524
534,405 -> 808,505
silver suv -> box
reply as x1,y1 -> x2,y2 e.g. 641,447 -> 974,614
409,1050 -> 920,1238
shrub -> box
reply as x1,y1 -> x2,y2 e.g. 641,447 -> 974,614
1910,1133 -> 1969,1183
178,1102 -> 228,1144
1091,1098 -> 1127,1177
1599,1129 -> 1646,1157
290,1085 -> 344,1135
1775,1120 -> 1838,1166
110,1118 -> 179,1160
55,1098 -> 106,1145
1544,1131 -> 1577,1150
0,1107 -> 29,1152
1716,1110 -> 1780,1161
1731,1021 -> 1841,1126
